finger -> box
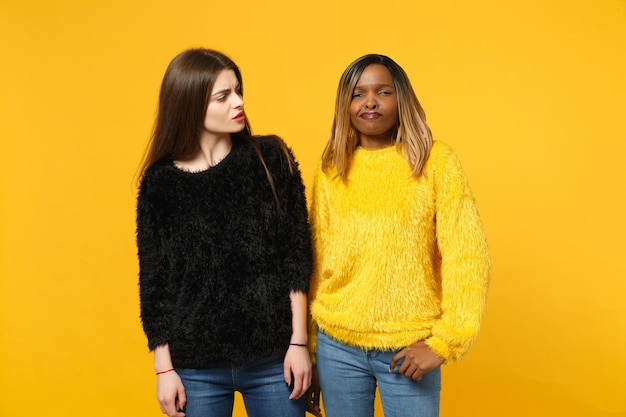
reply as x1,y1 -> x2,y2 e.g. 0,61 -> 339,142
290,386 -> 303,399
397,358 -> 411,375
177,390 -> 187,411
162,402 -> 176,417
294,370 -> 310,399
302,368 -> 312,391
389,350 -> 406,372
284,366 -> 292,387
174,399 -> 186,415
411,369 -> 423,381
171,409 -> 185,417
166,401 -> 185,417
289,378 -> 302,399
401,360 -> 420,378
160,393 -> 185,417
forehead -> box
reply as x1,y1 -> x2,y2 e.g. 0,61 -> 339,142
212,69 -> 239,90
355,64 -> 394,87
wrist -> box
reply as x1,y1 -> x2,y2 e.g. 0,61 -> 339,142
290,335 -> 308,345
153,343 -> 174,373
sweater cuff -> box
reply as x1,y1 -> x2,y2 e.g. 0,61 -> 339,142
424,336 -> 451,364
147,336 -> 169,352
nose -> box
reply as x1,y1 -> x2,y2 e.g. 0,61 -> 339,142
364,94 -> 377,109
233,93 -> 244,108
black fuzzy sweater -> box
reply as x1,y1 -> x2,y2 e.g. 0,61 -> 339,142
137,136 -> 312,368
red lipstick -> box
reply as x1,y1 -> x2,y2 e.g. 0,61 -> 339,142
233,111 -> 245,122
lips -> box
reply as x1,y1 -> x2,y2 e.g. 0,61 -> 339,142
360,112 -> 381,119
233,111 -> 245,122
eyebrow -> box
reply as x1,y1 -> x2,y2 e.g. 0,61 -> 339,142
211,85 -> 241,97
354,83 -> 395,89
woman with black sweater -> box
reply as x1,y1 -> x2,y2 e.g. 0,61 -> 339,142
136,48 -> 313,417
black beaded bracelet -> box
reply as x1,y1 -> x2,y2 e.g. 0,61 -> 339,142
289,343 -> 308,347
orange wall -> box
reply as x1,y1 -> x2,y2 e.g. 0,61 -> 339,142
1,0 -> 625,416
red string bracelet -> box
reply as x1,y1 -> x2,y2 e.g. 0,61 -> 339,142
156,368 -> 175,375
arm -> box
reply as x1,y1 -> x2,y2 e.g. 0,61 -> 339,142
274,144 -> 312,294
425,146 -> 491,363
306,162 -> 330,364
265,140 -> 313,399
137,171 -> 185,415
390,146 -> 490,377
305,162 -> 327,416
154,344 -> 186,417
284,291 -> 312,400
137,172 -> 175,350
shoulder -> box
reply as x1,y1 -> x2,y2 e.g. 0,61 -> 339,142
315,159 -> 337,184
313,159 -> 327,183
138,160 -> 176,199
235,134 -> 287,156
425,140 -> 462,172
429,140 -> 455,161
255,134 -> 291,157
425,141 -> 473,197
140,160 -> 170,187
248,134 -> 298,172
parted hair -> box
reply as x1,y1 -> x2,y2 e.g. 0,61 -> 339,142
138,48 -> 292,204
322,54 -> 433,181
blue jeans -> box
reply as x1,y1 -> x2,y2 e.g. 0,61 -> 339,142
316,330 -> 441,417
176,357 -> 305,417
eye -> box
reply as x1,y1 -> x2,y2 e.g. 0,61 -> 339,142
215,95 -> 227,102
379,90 -> 392,96
352,92 -> 364,99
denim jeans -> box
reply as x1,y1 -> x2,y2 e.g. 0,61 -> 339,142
316,330 -> 441,417
176,356 -> 305,417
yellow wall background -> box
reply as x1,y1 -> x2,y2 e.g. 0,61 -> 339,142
1,0 -> 624,416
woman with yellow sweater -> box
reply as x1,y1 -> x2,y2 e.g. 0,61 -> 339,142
307,54 -> 491,417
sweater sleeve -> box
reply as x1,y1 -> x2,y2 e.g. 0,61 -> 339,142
136,168 -> 175,351
268,138 -> 312,294
424,145 -> 491,363
307,161 -> 329,363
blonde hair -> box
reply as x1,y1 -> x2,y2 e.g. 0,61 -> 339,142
322,54 -> 433,181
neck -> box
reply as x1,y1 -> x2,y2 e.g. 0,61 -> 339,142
175,135 -> 233,172
358,136 -> 394,150
198,135 -> 232,165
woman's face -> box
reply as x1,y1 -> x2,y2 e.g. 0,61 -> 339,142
349,64 -> 399,149
201,69 -> 246,141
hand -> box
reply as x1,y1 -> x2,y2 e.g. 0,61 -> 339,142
156,371 -> 186,416
306,366 -> 323,417
284,345 -> 312,400
389,341 -> 444,381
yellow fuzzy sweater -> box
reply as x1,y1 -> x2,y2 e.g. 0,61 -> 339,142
309,141 -> 491,363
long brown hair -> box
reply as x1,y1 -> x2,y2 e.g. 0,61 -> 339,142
137,48 -> 292,206
322,54 -> 433,181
